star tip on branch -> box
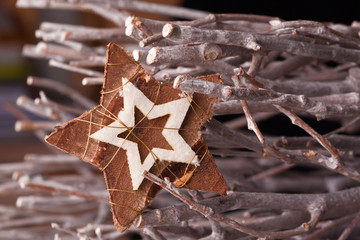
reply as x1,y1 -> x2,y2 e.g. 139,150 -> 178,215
14,121 -> 24,132
61,32 -> 70,42
208,13 -> 216,20
82,77 -> 104,85
269,19 -> 282,27
125,16 -> 134,27
48,59 -> 58,67
15,197 -> 24,208
34,98 -> 41,105
146,47 -> 158,65
138,40 -> 146,48
26,76 -> 34,85
302,222 -> 310,231
18,175 -> 30,189
248,41 -> 261,51
34,30 -> 43,39
162,23 -> 175,38
303,150 -> 317,158
125,24 -> 135,37
51,223 -> 60,229
15,0 -> 23,7
201,43 -> 222,61
132,50 -> 142,61
173,75 -> 187,89
222,86 -> 232,100
16,95 -> 25,106
81,78 -> 89,86
95,227 -> 102,237
35,41 -> 47,52
233,68 -> 241,76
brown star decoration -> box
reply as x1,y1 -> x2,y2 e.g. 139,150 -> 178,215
45,43 -> 228,232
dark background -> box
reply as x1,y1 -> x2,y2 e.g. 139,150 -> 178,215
184,0 -> 360,24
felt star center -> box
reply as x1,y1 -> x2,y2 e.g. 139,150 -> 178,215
90,77 -> 199,190
116,107 -> 172,163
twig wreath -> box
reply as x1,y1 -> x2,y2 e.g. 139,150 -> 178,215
45,43 -> 227,232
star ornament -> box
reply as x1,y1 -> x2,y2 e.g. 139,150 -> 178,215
45,43 -> 228,232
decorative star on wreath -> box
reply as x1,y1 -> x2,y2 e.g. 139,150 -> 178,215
45,43 -> 228,232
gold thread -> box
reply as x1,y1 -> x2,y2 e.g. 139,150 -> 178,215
109,201 -> 141,214
108,188 -> 154,200
98,104 -> 120,122
106,60 -> 137,66
81,112 -> 93,160
178,146 -> 208,188
76,118 -> 199,131
101,65 -> 142,95
100,76 -> 131,95
101,129 -> 131,171
183,91 -> 209,124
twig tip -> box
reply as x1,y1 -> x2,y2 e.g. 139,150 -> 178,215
162,23 -> 175,38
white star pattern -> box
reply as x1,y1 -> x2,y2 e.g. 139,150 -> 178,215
91,77 -> 199,190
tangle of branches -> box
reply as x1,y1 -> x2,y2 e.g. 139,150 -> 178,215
1,0 -> 360,239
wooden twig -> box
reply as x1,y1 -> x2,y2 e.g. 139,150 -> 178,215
27,76 -> 96,109
143,171 -> 326,239
240,100 -> 265,144
338,211 -> 360,240
143,226 -> 166,240
175,76 -> 360,117
162,23 -> 360,63
15,120 -> 55,132
16,95 -> 59,120
274,106 -> 340,161
18,175 -> 108,202
204,118 -> 263,152
246,163 -> 295,182
49,59 -> 104,77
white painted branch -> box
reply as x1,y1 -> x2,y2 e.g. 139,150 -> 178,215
27,76 -> 96,109
15,120 -> 55,132
163,23 -> 360,63
82,77 -> 104,85
39,22 -> 125,41
49,59 -> 104,77
174,76 -> 360,118
16,95 -> 59,120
